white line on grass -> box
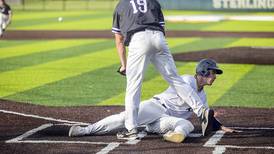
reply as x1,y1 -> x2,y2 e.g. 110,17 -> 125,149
0,109 -> 89,125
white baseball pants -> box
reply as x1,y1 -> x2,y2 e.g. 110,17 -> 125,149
0,14 -> 8,36
125,29 -> 205,131
84,99 -> 194,136
0,14 -> 3,36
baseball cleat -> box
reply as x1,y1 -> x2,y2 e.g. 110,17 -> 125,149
201,109 -> 214,136
117,128 -> 139,140
163,131 -> 185,143
68,125 -> 86,137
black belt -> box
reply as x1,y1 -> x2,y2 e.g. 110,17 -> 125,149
153,97 -> 167,109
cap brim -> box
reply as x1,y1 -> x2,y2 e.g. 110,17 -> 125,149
209,67 -> 223,74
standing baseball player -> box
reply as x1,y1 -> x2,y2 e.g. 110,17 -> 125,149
0,0 -> 12,37
112,0 -> 211,139
69,59 -> 236,143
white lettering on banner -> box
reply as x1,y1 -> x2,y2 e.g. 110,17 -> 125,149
258,0 -> 267,8
238,0 -> 246,8
213,0 -> 222,8
213,0 -> 274,9
230,0 -> 237,8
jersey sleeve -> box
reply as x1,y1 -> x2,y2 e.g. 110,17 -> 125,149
156,1 -> 165,28
7,5 -> 11,11
112,7 -> 121,34
200,93 -> 209,108
158,9 -> 165,28
8,5 -> 12,13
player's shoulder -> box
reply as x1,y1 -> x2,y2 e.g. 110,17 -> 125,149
5,3 -> 11,8
115,0 -> 130,12
181,74 -> 197,87
181,75 -> 195,82
117,0 -> 129,6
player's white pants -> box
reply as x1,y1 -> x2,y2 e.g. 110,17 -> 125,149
84,99 -> 194,137
0,14 -> 8,36
125,29 -> 205,131
0,14 -> 3,36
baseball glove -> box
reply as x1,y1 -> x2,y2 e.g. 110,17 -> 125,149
212,116 -> 222,131
117,66 -> 126,76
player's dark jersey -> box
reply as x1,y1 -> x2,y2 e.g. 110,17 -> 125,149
0,4 -> 11,15
112,0 -> 165,46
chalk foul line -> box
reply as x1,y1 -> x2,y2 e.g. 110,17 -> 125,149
5,123 -> 53,143
0,109 -> 89,125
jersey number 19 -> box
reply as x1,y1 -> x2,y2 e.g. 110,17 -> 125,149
130,0 -> 147,14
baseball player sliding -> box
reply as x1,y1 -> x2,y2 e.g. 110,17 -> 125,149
0,0 -> 11,37
112,0 -> 213,139
69,59 -> 236,143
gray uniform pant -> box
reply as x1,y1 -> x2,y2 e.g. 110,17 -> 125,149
125,29 -> 205,131
84,99 -> 194,136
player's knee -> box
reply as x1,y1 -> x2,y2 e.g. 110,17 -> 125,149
175,119 -> 194,135
118,112 -> 126,122
187,120 -> 194,132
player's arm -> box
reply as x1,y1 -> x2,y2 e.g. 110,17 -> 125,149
213,110 -> 240,133
114,33 -> 127,75
112,5 -> 126,76
156,0 -> 165,31
7,10 -> 12,25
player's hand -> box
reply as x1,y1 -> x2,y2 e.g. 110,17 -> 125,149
221,126 -> 243,133
117,66 -> 126,76
214,109 -> 225,118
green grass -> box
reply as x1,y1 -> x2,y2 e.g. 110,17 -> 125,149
10,11 -> 112,30
0,40 -> 113,72
169,38 -> 238,53
0,39 -> 94,59
0,47 -> 118,97
11,0 -> 118,11
203,21 -> 274,32
1,9 -> 274,108
7,10 -> 274,31
1,37 -> 274,108
215,65 -> 274,108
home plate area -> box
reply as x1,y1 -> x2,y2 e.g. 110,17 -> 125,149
5,123 -> 274,154
1,101 -> 274,153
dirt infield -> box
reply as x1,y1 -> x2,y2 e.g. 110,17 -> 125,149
1,30 -> 274,39
173,46 -> 274,65
1,99 -> 274,154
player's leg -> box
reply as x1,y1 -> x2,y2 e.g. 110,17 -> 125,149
146,116 -> 194,143
117,99 -> 166,140
150,31 -> 206,118
137,98 -> 166,125
2,14 -> 8,30
69,112 -> 126,137
123,31 -> 153,136
0,14 -> 3,37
